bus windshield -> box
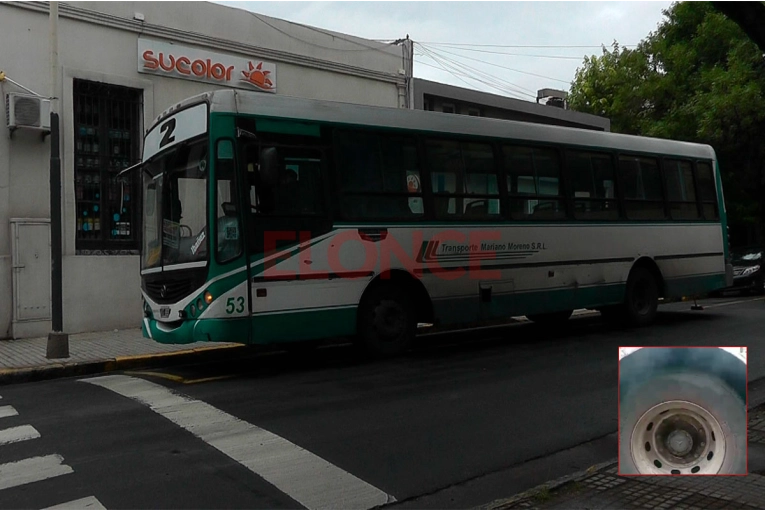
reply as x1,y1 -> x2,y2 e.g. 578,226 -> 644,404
142,137 -> 209,270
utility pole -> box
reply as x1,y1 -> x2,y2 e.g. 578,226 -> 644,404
405,35 -> 414,110
394,35 -> 415,109
47,0 -> 68,358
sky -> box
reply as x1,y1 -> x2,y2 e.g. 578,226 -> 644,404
216,1 -> 673,103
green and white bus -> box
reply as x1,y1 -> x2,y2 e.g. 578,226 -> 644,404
136,89 -> 732,355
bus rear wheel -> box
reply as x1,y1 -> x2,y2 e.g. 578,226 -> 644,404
619,371 -> 746,475
357,283 -> 416,357
624,267 -> 659,327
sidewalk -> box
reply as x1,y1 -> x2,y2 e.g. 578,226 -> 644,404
0,328 -> 242,385
0,311 -> 596,385
484,404 -> 765,510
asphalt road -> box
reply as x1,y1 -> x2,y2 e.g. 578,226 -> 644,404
0,295 -> 763,510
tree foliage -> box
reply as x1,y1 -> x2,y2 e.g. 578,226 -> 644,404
569,2 -> 765,240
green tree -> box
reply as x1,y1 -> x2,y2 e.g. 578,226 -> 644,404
569,2 -> 765,243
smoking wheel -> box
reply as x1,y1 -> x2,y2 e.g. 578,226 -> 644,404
619,349 -> 747,475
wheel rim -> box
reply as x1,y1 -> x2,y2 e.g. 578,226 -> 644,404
372,299 -> 406,343
630,400 -> 726,474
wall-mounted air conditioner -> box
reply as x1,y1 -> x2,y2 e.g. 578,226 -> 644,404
6,93 -> 51,132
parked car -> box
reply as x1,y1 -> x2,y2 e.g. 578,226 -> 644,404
730,246 -> 764,294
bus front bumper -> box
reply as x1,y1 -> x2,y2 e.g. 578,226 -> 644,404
142,317 -> 250,345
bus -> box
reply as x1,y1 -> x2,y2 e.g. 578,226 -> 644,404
134,89 -> 732,355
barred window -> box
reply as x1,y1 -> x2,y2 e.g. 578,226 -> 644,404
73,80 -> 142,254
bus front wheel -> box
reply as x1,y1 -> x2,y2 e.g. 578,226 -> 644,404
357,283 -> 416,357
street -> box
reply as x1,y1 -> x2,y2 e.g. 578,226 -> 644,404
1,296 -> 763,510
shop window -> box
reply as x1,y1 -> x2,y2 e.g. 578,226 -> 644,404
427,139 -> 499,219
442,103 -> 456,114
567,151 -> 618,220
73,79 -> 142,254
504,145 -> 565,220
664,159 -> 700,220
618,155 -> 665,220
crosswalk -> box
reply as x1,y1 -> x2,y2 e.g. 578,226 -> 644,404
0,396 -> 106,509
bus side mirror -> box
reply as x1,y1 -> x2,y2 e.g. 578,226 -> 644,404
260,147 -> 279,189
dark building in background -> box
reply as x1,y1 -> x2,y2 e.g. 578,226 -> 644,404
413,78 -> 610,132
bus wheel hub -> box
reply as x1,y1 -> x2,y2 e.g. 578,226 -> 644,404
631,400 -> 725,474
667,429 -> 693,456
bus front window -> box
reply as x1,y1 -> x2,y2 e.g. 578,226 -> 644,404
141,138 -> 209,270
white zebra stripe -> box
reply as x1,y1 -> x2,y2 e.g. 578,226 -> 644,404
0,406 -> 18,419
82,375 -> 394,510
0,425 -> 40,445
0,454 -> 73,491
44,496 -> 107,510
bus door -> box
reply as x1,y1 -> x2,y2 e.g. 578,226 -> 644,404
240,141 -> 332,280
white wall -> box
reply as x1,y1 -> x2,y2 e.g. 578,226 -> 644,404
0,1 -> 403,337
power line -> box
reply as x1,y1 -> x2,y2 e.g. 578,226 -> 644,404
422,45 -> 588,60
416,46 -> 532,101
421,42 -> 638,49
415,49 -> 486,94
247,11 -> 399,53
419,46 -> 537,97
416,42 -> 572,85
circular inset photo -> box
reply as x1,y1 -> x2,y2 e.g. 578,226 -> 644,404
618,346 -> 747,475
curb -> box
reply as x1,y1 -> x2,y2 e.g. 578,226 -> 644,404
0,344 -> 246,386
475,459 -> 617,510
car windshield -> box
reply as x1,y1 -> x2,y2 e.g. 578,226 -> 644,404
142,138 -> 209,270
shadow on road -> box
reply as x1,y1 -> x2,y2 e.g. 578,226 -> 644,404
145,307 -> 730,384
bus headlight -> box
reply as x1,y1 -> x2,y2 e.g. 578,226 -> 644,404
204,291 -> 214,305
197,298 -> 205,311
190,304 -> 197,317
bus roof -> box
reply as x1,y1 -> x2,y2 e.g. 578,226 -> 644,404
156,89 -> 717,161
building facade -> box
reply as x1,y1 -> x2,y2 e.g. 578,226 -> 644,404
413,79 -> 610,132
0,1 -> 407,338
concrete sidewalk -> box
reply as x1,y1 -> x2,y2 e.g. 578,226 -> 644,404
0,310 -> 600,385
0,328 -> 242,385
484,404 -> 765,510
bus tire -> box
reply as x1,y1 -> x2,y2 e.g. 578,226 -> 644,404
619,371 -> 746,475
624,266 -> 659,327
526,310 -> 573,325
357,282 -> 416,357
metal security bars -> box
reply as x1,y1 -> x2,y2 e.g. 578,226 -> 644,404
73,80 -> 142,254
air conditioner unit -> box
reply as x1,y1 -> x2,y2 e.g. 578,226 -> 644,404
6,93 -> 51,131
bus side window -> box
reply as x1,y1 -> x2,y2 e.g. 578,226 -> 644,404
664,159 -> 700,220
618,155 -> 665,220
426,138 -> 499,219
695,161 -> 719,219
567,151 -> 618,220
503,145 -> 565,220
215,139 -> 242,263
335,130 -> 423,220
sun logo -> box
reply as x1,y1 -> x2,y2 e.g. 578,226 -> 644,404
241,61 -> 274,90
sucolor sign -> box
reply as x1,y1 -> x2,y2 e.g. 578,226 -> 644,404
137,39 -> 276,92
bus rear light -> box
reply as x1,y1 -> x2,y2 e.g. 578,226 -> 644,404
204,291 -> 214,304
